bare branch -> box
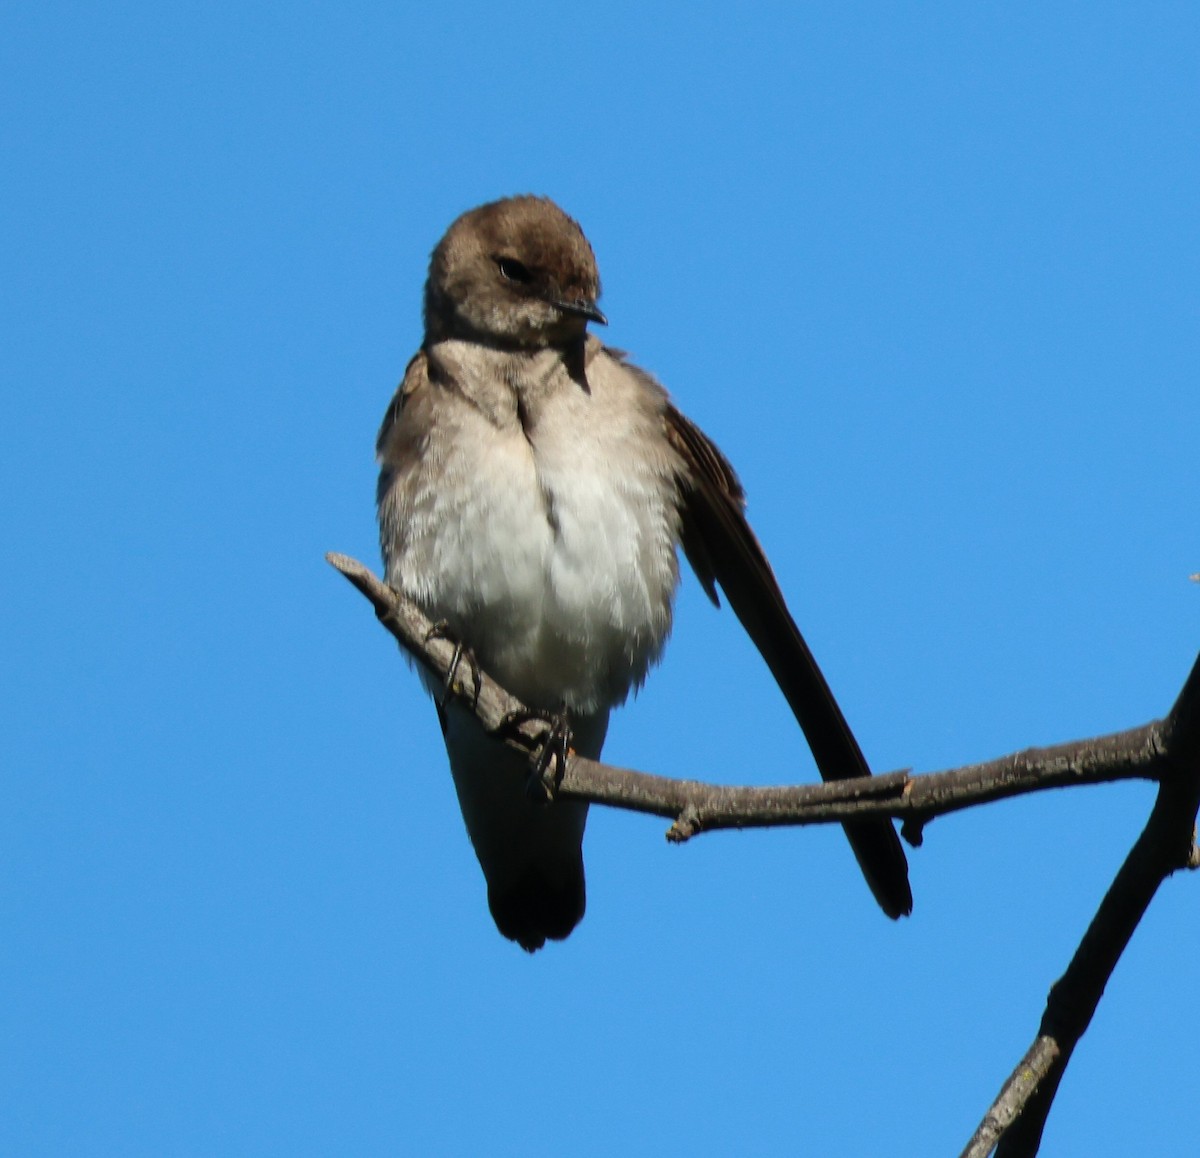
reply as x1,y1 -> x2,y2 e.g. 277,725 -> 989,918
961,1038 -> 1061,1158
327,553 -> 1185,836
963,654 -> 1200,1158
326,551 -> 572,755
328,552 -> 1200,1156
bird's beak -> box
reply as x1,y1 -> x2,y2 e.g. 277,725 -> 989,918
551,297 -> 608,326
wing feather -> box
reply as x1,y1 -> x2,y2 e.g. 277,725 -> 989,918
665,405 -> 912,918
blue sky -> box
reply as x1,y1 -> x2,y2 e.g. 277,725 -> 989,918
3,3 -> 1197,1154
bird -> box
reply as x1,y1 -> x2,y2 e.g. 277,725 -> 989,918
376,195 -> 911,951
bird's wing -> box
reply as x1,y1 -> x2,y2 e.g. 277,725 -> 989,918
664,403 -> 912,918
375,351 -> 428,495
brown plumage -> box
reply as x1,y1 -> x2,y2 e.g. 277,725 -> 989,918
377,195 -> 911,950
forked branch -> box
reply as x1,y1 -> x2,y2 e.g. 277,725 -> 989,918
962,651 -> 1200,1158
328,551 -> 1200,1157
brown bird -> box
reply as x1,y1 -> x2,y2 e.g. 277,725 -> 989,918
376,195 -> 911,951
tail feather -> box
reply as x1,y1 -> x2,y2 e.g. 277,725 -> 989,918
489,859 -> 587,952
440,703 -> 603,950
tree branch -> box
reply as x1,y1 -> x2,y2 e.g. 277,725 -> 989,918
328,552 -> 1199,1156
962,653 -> 1200,1158
327,552 -> 1186,837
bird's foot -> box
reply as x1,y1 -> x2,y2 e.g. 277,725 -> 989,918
496,704 -> 573,802
424,621 -> 482,710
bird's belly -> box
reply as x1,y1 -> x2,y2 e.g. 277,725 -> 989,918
401,430 -> 678,714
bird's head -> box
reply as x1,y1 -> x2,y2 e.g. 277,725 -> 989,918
424,195 -> 606,348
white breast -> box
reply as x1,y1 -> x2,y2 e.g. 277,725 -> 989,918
388,344 -> 681,715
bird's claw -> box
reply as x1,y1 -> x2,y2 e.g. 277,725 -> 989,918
496,705 -> 573,801
424,621 -> 483,709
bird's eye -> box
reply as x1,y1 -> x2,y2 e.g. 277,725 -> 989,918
496,257 -> 533,284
